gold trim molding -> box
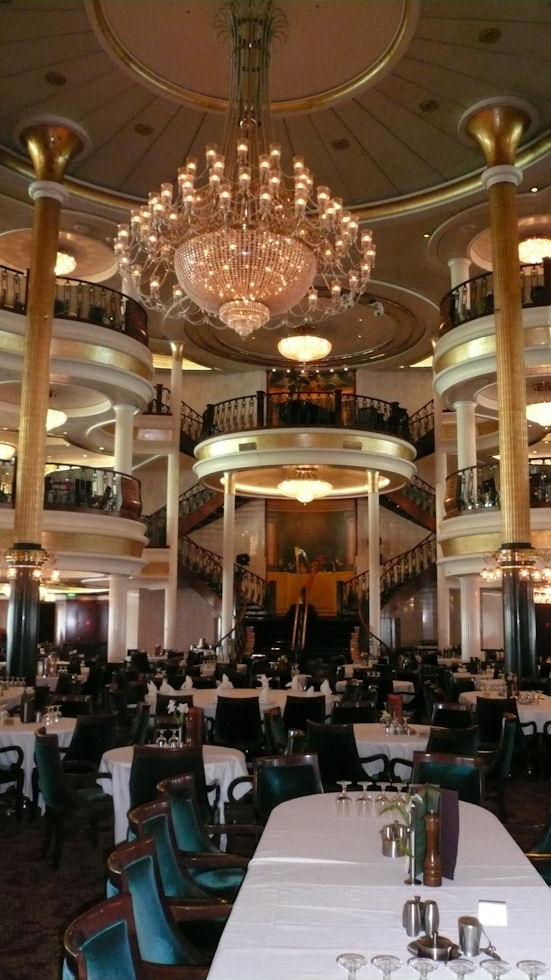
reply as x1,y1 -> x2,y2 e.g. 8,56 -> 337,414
42,531 -> 143,557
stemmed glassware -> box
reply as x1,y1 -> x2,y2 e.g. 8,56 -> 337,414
408,957 -> 438,980
517,962 -> 548,980
155,729 -> 168,746
356,781 -> 373,816
336,953 -> 367,980
336,780 -> 352,814
480,960 -> 510,980
447,959 -> 476,979
371,954 -> 402,980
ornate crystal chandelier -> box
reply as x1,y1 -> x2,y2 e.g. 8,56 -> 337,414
114,1 -> 375,341
518,236 -> 551,264
278,465 -> 333,504
526,382 -> 551,427
277,328 -> 332,363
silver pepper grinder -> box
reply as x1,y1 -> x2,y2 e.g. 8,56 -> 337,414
402,895 -> 424,937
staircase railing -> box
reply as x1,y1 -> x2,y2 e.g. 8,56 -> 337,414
408,399 -> 434,454
339,533 -> 436,612
439,259 -> 551,335
383,475 -> 436,520
178,535 -> 268,607
144,384 -> 204,447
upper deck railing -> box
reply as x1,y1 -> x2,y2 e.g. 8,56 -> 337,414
0,460 -> 142,519
444,457 -> 551,517
0,263 -> 148,345
439,259 -> 551,336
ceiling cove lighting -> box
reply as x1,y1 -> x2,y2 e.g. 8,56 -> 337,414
114,1 -> 375,340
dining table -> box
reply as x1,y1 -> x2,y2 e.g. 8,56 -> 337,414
151,686 -> 338,721
207,792 -> 551,980
100,742 -> 249,844
459,690 -> 551,732
0,716 -> 75,800
353,723 -> 430,779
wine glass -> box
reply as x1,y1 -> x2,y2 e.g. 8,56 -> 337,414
408,957 -> 438,980
371,955 -> 402,980
155,730 -> 167,746
447,959 -> 476,979
356,781 -> 373,816
168,730 -> 180,748
336,780 -> 352,815
480,960 -> 510,980
517,962 -> 548,980
336,953 -> 367,980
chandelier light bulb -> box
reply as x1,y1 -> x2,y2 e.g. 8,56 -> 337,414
55,251 -> 76,276
277,466 -> 333,504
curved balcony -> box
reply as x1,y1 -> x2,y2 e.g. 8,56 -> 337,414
0,461 -> 142,519
0,263 -> 148,344
444,459 -> 551,518
439,260 -> 551,336
202,390 -> 412,441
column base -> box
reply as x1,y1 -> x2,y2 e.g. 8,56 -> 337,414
6,568 -> 40,684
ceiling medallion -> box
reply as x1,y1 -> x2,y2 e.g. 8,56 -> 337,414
114,1 -> 375,341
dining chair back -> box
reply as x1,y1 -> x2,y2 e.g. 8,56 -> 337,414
425,724 -> 479,757
55,694 -> 93,717
263,706 -> 287,754
62,713 -> 118,771
386,693 -> 403,719
185,706 -> 204,747
0,743 -> 24,820
330,702 -> 378,724
411,750 -> 483,805
282,694 -> 326,732
129,744 -> 216,822
479,712 -> 517,822
306,720 -> 387,791
253,753 -> 324,822
431,703 -> 474,729
106,836 -> 215,967
212,695 -> 264,759
63,892 -> 206,980
128,797 -> 243,900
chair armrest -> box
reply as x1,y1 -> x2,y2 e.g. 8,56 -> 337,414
227,775 -> 253,803
0,745 -> 24,767
520,720 -> 537,737
168,900 -> 233,921
387,757 -> 414,782
141,963 -> 208,980
183,853 -> 249,870
204,821 -> 259,838
357,752 -> 389,779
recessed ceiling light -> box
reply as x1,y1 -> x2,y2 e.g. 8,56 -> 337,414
423,232 -> 430,239
530,186 -> 539,193
45,71 -> 66,86
419,99 -> 439,113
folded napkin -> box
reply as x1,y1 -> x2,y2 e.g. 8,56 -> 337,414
147,681 -> 157,697
256,674 -> 270,689
217,673 -> 234,690
306,686 -> 315,696
159,679 -> 181,696
259,688 -> 271,706
286,675 -> 300,690
320,679 -> 332,696
182,675 -> 194,690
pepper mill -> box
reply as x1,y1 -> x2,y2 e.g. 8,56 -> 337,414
423,813 -> 442,887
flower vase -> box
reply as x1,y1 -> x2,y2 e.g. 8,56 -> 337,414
178,722 -> 186,746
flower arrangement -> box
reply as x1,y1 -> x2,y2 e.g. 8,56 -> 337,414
167,699 -> 189,726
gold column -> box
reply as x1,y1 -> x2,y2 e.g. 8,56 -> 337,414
6,120 -> 86,681
461,98 -> 536,675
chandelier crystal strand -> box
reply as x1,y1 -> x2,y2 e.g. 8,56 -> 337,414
277,465 -> 333,504
114,0 -> 375,340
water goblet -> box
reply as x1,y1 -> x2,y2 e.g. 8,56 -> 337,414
517,962 -> 548,980
480,960 -> 510,980
447,959 -> 476,979
356,781 -> 373,816
408,956 -> 438,980
155,730 -> 168,747
376,783 -> 393,816
336,780 -> 352,815
336,952 -> 367,980
168,730 -> 180,748
371,955 -> 402,980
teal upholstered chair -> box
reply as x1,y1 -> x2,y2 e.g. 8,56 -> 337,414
128,797 -> 243,900
411,751 -> 483,806
63,892 -> 208,980
306,721 -> 388,791
426,724 -> 479,757
228,753 -> 324,824
211,695 -> 264,760
156,771 -> 257,864
431,703 -> 474,729
107,835 -> 230,964
263,706 -> 287,754
34,728 -> 112,868
129,745 -> 218,822
525,809 -> 551,884
479,712 -> 517,822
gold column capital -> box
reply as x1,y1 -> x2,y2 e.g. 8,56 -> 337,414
459,97 -> 534,167
17,117 -> 88,182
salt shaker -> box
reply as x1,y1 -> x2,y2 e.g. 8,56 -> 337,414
423,899 -> 439,935
402,895 -> 423,936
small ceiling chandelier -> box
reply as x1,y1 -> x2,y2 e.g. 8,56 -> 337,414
481,547 -> 551,600
278,465 -> 333,504
518,236 -> 551,265
0,443 -> 15,461
55,251 -> 76,277
46,390 -> 67,432
526,381 -> 551,427
114,1 -> 375,340
277,327 -> 332,363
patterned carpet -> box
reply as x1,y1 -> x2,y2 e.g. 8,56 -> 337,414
0,780 -> 550,980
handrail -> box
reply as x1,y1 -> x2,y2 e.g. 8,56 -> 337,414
387,475 -> 436,516
408,399 -> 434,447
339,533 -> 436,612
201,389 -> 412,441
0,459 -> 142,519
439,259 -> 551,335
444,456 -> 551,516
178,535 -> 267,607
0,263 -> 148,344
144,384 -> 204,446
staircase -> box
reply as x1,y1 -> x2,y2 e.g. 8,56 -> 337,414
381,475 -> 436,532
338,533 -> 437,613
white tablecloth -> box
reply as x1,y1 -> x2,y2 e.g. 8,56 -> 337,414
207,794 -> 551,980
101,743 -> 248,844
459,691 -> 551,732
353,723 -> 430,778
0,717 -> 75,799
0,684 -> 25,711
